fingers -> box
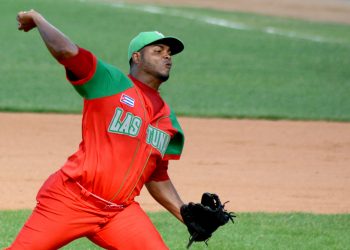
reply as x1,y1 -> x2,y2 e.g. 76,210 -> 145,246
17,11 -> 27,30
16,10 -> 37,32
17,10 -> 29,21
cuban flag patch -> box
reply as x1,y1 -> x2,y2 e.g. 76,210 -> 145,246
120,94 -> 135,107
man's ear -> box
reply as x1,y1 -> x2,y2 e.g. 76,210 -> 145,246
131,52 -> 141,64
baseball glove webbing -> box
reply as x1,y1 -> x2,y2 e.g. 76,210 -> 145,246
180,192 -> 236,248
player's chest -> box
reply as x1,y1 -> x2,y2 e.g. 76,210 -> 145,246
84,88 -> 174,155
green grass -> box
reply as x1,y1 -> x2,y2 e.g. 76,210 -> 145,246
1,210 -> 350,249
1,0 -> 350,121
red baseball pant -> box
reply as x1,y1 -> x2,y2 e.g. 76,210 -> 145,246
7,170 -> 168,250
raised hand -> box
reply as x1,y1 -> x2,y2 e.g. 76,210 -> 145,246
17,10 -> 40,32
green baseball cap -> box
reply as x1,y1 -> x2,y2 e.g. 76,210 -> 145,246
128,31 -> 184,62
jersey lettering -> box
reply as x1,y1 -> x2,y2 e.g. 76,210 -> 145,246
109,108 -> 170,156
146,125 -> 170,157
108,107 -> 142,137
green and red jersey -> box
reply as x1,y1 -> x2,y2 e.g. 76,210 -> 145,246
59,48 -> 184,205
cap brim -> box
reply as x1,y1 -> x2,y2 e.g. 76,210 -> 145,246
148,37 -> 184,56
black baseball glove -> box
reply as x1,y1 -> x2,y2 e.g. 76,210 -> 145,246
180,192 -> 236,248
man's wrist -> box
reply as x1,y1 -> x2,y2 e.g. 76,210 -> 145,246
31,11 -> 44,26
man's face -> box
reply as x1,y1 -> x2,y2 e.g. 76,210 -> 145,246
138,44 -> 172,82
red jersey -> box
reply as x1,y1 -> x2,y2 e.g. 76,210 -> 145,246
59,48 -> 184,205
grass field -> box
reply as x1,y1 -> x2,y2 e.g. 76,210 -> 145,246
1,0 -> 350,120
1,210 -> 350,249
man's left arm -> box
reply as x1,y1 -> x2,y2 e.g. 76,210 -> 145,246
145,179 -> 184,222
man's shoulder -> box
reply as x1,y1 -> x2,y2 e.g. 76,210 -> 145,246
74,58 -> 134,100
95,59 -> 134,87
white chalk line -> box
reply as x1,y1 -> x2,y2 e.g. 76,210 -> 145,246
81,0 -> 344,44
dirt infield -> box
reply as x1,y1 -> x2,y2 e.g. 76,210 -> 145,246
1,0 -> 350,214
1,113 -> 350,213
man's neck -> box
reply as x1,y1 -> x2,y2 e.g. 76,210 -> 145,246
130,72 -> 162,90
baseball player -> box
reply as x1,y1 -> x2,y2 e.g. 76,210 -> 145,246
8,10 -> 186,249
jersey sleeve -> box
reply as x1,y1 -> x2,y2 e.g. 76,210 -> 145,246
58,47 -> 95,84
147,160 -> 170,182
163,109 -> 184,160
59,47 -> 133,100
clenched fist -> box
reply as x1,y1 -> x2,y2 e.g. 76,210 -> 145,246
17,10 -> 41,32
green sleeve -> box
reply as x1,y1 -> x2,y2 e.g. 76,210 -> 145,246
165,109 -> 185,159
73,59 -> 133,100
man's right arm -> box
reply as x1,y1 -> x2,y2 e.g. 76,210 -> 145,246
17,9 -> 78,61
17,10 -> 94,86
17,11 -> 132,99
